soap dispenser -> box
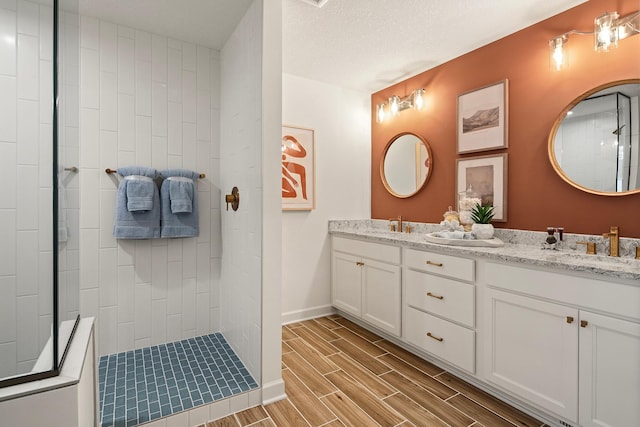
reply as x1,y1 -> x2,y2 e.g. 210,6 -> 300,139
543,227 -> 557,250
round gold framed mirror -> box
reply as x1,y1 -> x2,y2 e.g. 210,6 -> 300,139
380,132 -> 433,198
548,79 -> 640,196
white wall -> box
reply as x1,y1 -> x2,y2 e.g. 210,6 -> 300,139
260,0 -> 285,404
78,15 -> 221,357
0,0 -> 56,377
220,0 -> 264,384
281,73 -> 371,323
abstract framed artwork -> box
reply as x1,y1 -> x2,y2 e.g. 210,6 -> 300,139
282,125 -> 316,210
457,80 -> 508,154
456,153 -> 508,222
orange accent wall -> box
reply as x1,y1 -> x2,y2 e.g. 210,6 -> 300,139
371,0 -> 640,238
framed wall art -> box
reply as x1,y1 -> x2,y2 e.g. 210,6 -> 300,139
456,153 -> 508,222
282,125 -> 316,210
457,80 -> 508,154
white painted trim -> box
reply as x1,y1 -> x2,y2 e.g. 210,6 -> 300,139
281,305 -> 336,325
0,317 -> 94,402
260,379 -> 287,405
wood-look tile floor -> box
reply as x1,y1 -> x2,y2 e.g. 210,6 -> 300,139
201,315 -> 547,427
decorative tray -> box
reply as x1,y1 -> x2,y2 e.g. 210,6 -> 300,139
424,232 -> 505,247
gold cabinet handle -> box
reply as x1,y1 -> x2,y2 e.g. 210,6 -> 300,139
355,261 -> 364,266
427,292 -> 444,300
427,332 -> 443,342
426,261 -> 443,267
566,316 -> 574,324
580,320 -> 588,328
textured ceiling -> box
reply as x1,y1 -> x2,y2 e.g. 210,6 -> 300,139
283,0 -> 588,92
79,0 -> 588,93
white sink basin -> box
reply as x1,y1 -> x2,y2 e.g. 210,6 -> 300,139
424,232 -> 504,247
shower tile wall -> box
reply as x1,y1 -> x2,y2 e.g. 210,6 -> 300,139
78,16 -> 221,357
0,0 -> 57,378
219,0 -> 263,382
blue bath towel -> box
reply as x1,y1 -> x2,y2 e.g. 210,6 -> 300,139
113,166 -> 161,239
160,169 -> 200,238
126,176 -> 155,211
169,177 -> 194,213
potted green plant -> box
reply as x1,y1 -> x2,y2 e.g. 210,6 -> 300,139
470,202 -> 495,239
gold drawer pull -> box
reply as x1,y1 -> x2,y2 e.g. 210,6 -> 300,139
427,292 -> 444,300
355,261 -> 364,266
427,332 -> 443,342
580,320 -> 588,328
426,261 -> 443,267
566,316 -> 574,324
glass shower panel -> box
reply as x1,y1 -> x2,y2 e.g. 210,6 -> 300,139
56,0 -> 80,366
0,0 -> 55,381
0,0 -> 79,388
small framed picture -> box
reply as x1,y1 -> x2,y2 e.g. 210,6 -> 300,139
282,125 -> 315,211
456,153 -> 508,222
457,80 -> 508,154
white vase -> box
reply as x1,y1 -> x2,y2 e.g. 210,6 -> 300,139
472,223 -> 494,240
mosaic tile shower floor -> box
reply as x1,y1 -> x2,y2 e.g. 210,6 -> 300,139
98,333 -> 258,427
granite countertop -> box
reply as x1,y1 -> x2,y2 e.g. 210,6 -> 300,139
329,220 -> 640,283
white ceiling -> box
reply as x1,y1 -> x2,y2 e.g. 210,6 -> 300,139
79,0 -> 588,93
78,0 -> 254,50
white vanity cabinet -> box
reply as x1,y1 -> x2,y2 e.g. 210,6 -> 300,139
331,236 -> 402,336
329,227 -> 640,427
578,311 -> 640,427
483,262 -> 640,426
403,249 -> 476,373
484,288 -> 579,420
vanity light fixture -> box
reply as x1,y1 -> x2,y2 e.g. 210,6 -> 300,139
376,89 -> 425,123
549,10 -> 640,70
594,12 -> 619,51
549,34 -> 569,71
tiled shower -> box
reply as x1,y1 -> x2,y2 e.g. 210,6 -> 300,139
77,2 -> 267,425
78,13 -> 222,361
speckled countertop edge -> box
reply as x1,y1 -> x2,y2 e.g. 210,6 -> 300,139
328,220 -> 640,282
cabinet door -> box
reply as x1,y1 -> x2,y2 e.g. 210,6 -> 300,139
362,259 -> 401,336
579,311 -> 640,427
484,289 -> 579,421
332,252 -> 362,317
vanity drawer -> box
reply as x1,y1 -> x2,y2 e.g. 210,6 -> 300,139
333,236 -> 401,264
405,248 -> 474,282
405,269 -> 475,327
405,307 -> 475,373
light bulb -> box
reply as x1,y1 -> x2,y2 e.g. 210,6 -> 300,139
549,36 -> 567,71
376,103 -> 386,123
594,12 -> 619,52
413,89 -> 424,110
389,96 -> 399,116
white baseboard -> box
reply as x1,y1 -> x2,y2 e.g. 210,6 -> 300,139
260,379 -> 286,405
281,305 -> 336,325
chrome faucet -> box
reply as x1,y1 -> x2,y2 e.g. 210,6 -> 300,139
602,226 -> 619,257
